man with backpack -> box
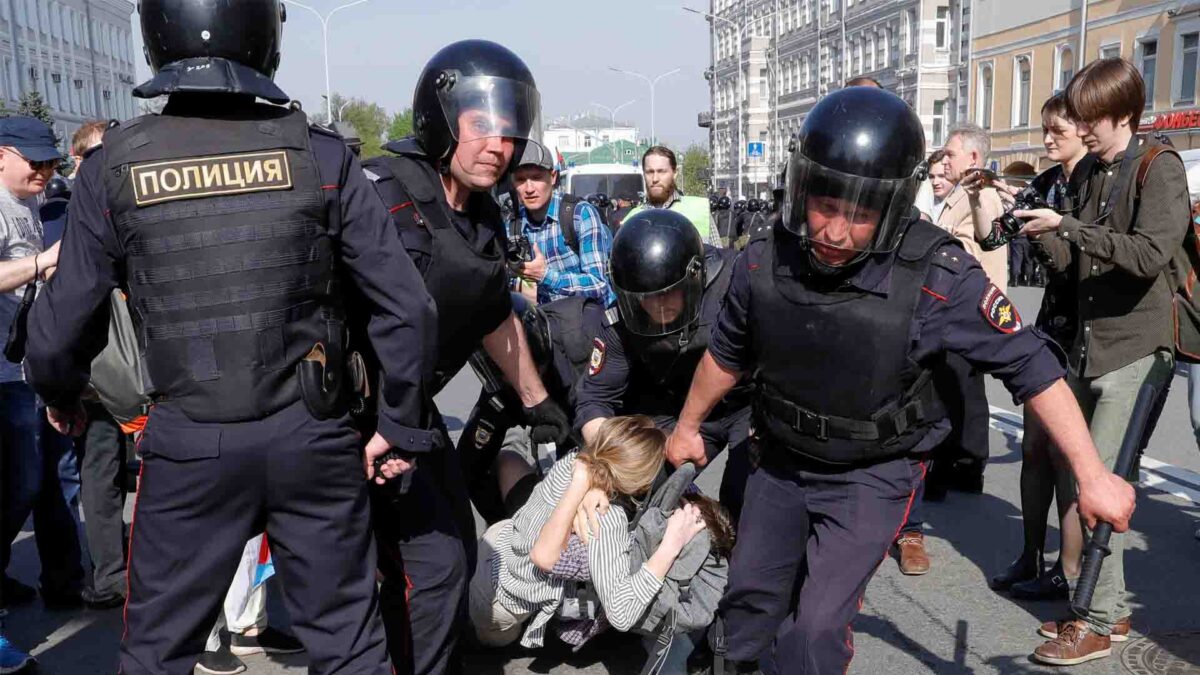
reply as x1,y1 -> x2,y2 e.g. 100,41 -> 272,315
511,140 -> 616,307
1017,58 -> 1191,667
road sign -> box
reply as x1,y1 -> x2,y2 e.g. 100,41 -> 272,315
747,142 -> 764,158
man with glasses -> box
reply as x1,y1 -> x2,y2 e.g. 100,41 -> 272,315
0,116 -> 85,623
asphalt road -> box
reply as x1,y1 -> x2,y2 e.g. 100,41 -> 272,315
6,286 -> 1200,674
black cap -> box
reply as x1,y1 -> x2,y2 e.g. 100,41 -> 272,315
0,117 -> 62,162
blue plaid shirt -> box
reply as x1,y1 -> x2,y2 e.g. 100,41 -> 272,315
519,194 -> 616,307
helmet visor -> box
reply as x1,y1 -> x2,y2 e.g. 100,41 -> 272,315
782,156 -> 917,265
614,259 -> 704,337
437,74 -> 541,146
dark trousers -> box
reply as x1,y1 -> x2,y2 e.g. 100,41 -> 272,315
0,381 -> 84,598
374,410 -> 471,675
721,446 -> 925,674
121,401 -> 390,675
77,402 -> 131,595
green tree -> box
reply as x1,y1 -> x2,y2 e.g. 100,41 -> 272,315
17,91 -> 55,131
388,108 -> 413,141
678,144 -> 711,197
341,100 -> 390,158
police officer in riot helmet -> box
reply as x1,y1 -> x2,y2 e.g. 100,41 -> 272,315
665,86 -> 1135,674
361,39 -> 570,674
24,1 -> 436,672
575,209 -> 753,518
712,194 -> 735,248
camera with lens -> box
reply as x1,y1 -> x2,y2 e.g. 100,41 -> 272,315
981,186 -> 1051,252
506,234 -> 534,265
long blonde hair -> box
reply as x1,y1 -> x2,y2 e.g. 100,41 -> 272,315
577,416 -> 666,498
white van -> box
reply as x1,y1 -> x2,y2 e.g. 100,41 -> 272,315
560,163 -> 644,201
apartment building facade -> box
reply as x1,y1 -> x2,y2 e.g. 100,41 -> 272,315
0,0 -> 138,151
971,0 -> 1200,172
706,0 -> 970,198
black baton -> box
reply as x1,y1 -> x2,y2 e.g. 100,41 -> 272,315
1070,383 -> 1157,615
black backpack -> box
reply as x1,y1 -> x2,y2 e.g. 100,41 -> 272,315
557,194 -> 617,256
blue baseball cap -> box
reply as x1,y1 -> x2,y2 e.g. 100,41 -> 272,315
0,116 -> 62,162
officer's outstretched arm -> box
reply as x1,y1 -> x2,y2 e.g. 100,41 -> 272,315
1025,380 -> 1136,532
666,351 -> 742,467
483,311 -> 550,407
483,312 -> 571,445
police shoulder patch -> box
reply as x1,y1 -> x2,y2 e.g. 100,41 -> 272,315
980,283 -> 1023,333
588,338 -> 606,376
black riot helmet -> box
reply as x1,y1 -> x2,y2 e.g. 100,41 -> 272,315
716,196 -> 732,210
733,199 -> 747,213
413,40 -> 541,163
610,210 -> 705,337
746,198 -> 763,213
138,0 -> 284,77
44,176 -> 71,201
784,87 -> 925,272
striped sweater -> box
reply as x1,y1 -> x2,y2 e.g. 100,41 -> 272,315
493,452 -> 663,647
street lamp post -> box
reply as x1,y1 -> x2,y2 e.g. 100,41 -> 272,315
590,99 -> 636,162
608,66 -> 680,147
283,0 -> 370,123
684,6 -> 742,198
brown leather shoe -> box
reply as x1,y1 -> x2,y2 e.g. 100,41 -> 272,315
896,531 -> 930,575
1039,616 -> 1130,643
1032,620 -> 1111,665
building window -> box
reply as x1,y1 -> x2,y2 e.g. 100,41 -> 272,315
935,7 -> 949,49
1141,40 -> 1157,106
1100,43 -> 1120,60
1057,46 -> 1074,92
760,68 -> 769,97
1013,56 -> 1031,127
932,99 -> 946,146
852,39 -> 861,74
1181,33 -> 1198,104
977,64 -> 993,129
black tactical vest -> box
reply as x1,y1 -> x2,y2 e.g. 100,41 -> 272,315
103,107 -> 340,423
363,150 -> 511,392
750,222 -> 952,464
623,247 -> 744,415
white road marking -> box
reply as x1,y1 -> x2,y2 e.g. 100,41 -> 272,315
989,405 -> 1200,505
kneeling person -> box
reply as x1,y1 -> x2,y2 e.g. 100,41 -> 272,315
575,210 -> 754,518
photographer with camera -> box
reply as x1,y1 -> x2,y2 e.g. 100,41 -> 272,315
1011,58 -> 1190,666
976,93 -> 1089,604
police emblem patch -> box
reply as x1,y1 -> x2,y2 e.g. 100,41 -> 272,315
588,338 -> 606,376
980,283 -> 1023,333
130,150 -> 293,207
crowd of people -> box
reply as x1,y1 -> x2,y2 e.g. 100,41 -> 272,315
0,1 -> 1197,674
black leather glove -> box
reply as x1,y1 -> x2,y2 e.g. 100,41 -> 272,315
524,398 -> 571,445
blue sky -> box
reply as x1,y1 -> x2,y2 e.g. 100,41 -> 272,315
130,0 -> 713,148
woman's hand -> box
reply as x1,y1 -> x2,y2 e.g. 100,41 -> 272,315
572,488 -> 609,545
661,503 -> 707,554
571,459 -> 591,488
